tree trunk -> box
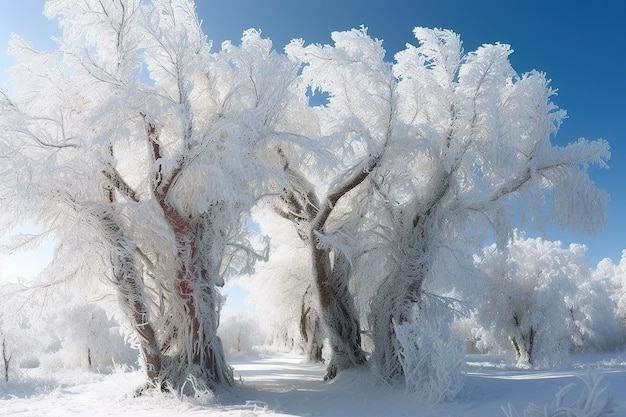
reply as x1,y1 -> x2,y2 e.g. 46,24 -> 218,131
299,286 -> 324,362
312,244 -> 366,380
277,150 -> 375,378
185,275 -> 233,388
368,226 -> 427,383
510,319 -> 535,366
368,275 -> 423,382
145,115 -> 234,389
99,216 -> 161,390
101,212 -> 162,387
158,225 -> 234,390
2,338 -> 10,383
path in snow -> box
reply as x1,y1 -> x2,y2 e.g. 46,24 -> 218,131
223,352 -> 626,416
222,353 -> 451,417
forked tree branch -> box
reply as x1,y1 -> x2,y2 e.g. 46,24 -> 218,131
141,112 -> 190,235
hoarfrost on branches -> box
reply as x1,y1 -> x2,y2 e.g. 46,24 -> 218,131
0,0 -> 295,392
502,374 -> 616,417
0,2 -> 612,399
472,232 -> 623,367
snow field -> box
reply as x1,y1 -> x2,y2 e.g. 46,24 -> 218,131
1,352 -> 625,416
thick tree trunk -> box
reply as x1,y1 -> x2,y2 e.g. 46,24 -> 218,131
277,150 -> 376,378
100,164 -> 161,388
145,116 -> 234,389
312,244 -> 367,380
186,277 -> 233,387
101,212 -> 162,387
368,275 -> 422,382
159,227 -> 233,390
368,227 -> 427,383
116,257 -> 162,385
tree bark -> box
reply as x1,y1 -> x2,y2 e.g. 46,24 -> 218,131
101,211 -> 162,387
312,244 -> 367,380
276,150 -> 378,379
510,317 -> 535,366
2,338 -> 10,383
368,222 -> 428,383
299,286 -> 324,362
157,222 -> 233,390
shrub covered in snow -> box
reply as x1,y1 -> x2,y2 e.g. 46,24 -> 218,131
394,294 -> 465,402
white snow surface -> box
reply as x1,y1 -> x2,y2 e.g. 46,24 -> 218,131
2,351 -> 625,416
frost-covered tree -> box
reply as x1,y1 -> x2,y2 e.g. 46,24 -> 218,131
256,26 -> 609,385
457,239 -> 624,359
0,0 -> 292,392
1,327 -> 14,383
0,1 -> 610,395
474,233 -> 608,367
261,147 -> 365,372
277,28 -> 398,379
594,251 -> 626,343
290,26 -> 614,388
570,266 -> 625,353
217,313 -> 265,358
351,27 -> 610,383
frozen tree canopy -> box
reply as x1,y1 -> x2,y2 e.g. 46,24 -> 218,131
473,233 -> 622,367
1,0 -> 284,391
0,0 -> 611,400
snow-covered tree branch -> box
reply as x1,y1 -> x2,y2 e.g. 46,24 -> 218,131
0,2 -> 610,399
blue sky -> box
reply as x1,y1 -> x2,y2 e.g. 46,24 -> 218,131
1,0 -> 624,267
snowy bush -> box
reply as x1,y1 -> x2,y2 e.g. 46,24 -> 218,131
568,276 -> 624,353
393,295 -> 465,403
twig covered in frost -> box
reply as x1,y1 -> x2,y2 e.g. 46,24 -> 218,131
502,373 -> 615,417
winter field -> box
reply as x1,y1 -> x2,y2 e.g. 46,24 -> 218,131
1,350 -> 624,417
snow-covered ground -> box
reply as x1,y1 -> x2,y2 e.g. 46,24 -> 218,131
1,351 -> 625,416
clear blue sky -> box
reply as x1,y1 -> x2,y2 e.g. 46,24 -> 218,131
1,0 -> 624,266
